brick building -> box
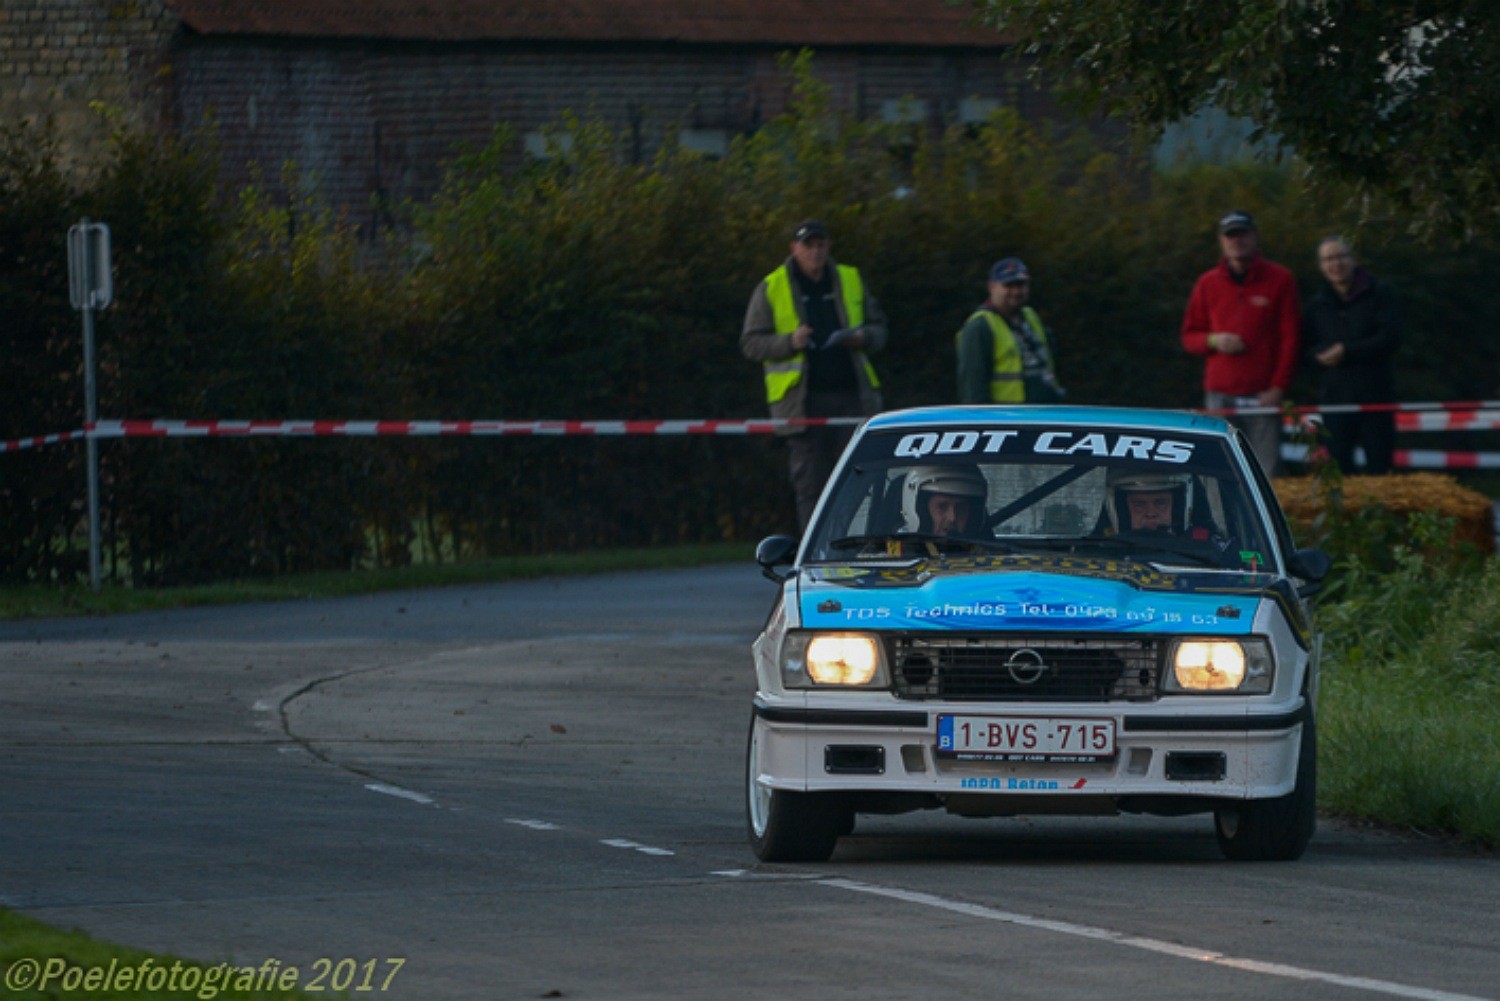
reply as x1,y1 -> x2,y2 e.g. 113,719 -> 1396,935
0,0 -> 178,171
3,2 -> 1050,227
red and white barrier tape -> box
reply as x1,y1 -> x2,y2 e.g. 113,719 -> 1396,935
1280,443 -> 1500,470
5,401 -> 1500,456
1214,399 -> 1500,418
1,417 -> 857,452
0,428 -> 90,454
91,417 -> 854,438
1287,409 -> 1500,432
1397,450 -> 1500,469
1396,410 -> 1500,432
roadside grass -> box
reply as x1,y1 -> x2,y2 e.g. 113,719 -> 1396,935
0,541 -> 749,619
1318,553 -> 1500,847
0,908 -> 346,999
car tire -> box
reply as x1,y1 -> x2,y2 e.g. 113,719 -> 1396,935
1214,712 -> 1317,862
837,809 -> 857,837
746,718 -> 842,862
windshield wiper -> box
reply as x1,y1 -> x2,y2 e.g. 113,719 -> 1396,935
828,533 -> 1022,555
1068,534 -> 1224,568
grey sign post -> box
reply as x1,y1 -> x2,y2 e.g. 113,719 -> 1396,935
67,219 -> 112,592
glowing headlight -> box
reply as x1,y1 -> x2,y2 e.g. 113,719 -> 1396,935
1167,639 -> 1273,693
779,633 -> 885,687
806,635 -> 881,685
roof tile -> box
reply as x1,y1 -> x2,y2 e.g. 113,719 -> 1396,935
163,1 -> 1009,47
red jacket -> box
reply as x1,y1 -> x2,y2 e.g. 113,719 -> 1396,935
1181,256 -> 1302,395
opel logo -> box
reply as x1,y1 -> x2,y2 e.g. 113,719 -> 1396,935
1006,647 -> 1048,685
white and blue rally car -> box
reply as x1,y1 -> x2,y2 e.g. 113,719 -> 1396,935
749,406 -> 1331,862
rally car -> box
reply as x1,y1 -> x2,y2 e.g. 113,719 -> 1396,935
748,405 -> 1331,862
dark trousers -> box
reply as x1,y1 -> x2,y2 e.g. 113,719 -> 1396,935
787,390 -> 862,531
1324,411 -> 1396,475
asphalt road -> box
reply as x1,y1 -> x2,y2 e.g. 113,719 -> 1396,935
1,565 -> 1495,1000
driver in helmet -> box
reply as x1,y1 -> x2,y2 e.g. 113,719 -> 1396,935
901,465 -> 988,538
1105,469 -> 1194,535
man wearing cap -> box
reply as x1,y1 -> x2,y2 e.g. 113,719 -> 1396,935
956,257 -> 1064,405
1181,211 -> 1302,476
741,219 -> 888,529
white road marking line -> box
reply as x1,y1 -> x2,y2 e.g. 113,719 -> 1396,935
252,700 -> 273,712
506,818 -> 561,831
363,783 -> 435,805
600,838 -> 675,856
820,878 -> 1490,1001
711,870 -> 826,882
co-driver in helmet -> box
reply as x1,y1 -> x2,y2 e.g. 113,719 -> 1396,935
1104,469 -> 1195,535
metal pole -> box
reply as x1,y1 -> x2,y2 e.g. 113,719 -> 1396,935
83,299 -> 101,592
68,217 -> 108,593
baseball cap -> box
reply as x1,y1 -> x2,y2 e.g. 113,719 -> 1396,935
1218,210 -> 1256,235
792,219 -> 829,243
989,257 -> 1030,284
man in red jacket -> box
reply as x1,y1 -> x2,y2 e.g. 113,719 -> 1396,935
1181,210 -> 1301,476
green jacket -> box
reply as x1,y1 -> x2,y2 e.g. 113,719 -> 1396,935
956,306 -> 1061,404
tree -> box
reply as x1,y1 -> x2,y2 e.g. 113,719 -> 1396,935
970,0 -> 1500,236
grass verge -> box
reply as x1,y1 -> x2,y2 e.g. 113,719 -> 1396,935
1318,554 -> 1500,847
0,908 -> 350,999
0,541 -> 750,620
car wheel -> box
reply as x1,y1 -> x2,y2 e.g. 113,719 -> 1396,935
1215,713 -> 1317,862
746,717 -> 842,862
837,809 -> 857,837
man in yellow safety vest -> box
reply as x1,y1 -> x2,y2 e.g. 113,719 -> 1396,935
740,219 -> 887,530
956,257 -> 1065,405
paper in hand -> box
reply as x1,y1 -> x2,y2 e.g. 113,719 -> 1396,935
821,327 -> 858,350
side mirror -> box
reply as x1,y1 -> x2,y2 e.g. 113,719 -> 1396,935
755,534 -> 799,584
1288,547 -> 1333,597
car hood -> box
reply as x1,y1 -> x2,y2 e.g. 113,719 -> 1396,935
796,556 -> 1275,635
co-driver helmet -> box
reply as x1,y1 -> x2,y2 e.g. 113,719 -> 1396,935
1103,468 -> 1194,534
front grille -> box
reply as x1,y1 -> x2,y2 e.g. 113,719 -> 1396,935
889,634 -> 1162,702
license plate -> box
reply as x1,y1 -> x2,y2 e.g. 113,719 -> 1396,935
936,715 -> 1116,762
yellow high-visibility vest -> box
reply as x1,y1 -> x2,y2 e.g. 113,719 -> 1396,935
761,264 -> 880,403
960,306 -> 1052,402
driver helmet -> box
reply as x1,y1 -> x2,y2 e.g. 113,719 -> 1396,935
1104,468 -> 1194,534
900,464 -> 988,534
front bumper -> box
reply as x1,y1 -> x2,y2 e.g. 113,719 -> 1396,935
751,695 -> 1309,802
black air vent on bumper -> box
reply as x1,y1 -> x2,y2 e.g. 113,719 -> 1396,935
825,745 -> 885,775
1165,751 -> 1226,781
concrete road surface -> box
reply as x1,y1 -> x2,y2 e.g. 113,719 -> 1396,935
1,565 -> 1495,1000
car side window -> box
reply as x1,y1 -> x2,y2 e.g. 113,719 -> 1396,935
1237,430 -> 1298,568
824,470 -> 877,538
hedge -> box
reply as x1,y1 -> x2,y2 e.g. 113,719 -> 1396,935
4,56 -> 1500,584
1274,472 -> 1495,560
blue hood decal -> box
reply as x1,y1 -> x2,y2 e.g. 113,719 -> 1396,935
798,565 -> 1261,634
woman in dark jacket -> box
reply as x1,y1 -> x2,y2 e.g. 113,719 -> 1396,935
1304,237 -> 1402,474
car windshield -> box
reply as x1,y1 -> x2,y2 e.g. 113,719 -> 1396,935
804,424 -> 1277,571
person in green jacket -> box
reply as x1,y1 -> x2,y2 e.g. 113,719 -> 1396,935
956,257 -> 1064,405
